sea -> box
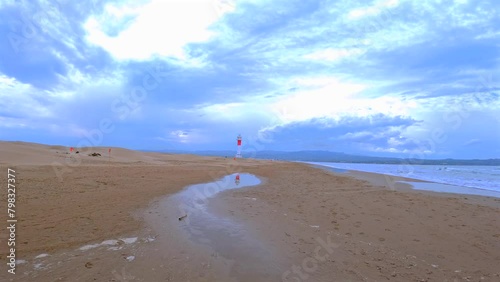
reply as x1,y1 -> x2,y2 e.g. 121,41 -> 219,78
307,162 -> 500,198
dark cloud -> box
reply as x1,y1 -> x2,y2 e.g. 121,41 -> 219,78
262,114 -> 421,153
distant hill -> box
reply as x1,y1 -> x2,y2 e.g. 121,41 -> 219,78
145,149 -> 500,166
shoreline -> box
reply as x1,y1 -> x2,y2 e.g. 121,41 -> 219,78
307,162 -> 500,199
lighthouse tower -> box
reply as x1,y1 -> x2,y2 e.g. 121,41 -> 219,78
236,134 -> 242,158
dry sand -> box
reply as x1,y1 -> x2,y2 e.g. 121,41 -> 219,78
0,141 -> 499,281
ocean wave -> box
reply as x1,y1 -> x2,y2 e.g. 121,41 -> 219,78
310,162 -> 500,193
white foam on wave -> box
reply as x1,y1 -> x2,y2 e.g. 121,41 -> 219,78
310,162 -> 500,195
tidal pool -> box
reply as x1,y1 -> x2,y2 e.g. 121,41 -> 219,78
164,173 -> 284,279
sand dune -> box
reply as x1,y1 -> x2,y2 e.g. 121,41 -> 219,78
0,141 -> 229,166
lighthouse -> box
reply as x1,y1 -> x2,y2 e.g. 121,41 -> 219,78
235,134 -> 242,158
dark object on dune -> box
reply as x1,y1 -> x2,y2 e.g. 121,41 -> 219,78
179,214 -> 187,221
75,151 -> 79,154
88,152 -> 101,157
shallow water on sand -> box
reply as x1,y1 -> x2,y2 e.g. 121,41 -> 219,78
175,173 -> 260,216
163,173 -> 285,280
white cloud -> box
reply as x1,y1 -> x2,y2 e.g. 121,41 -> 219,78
0,0 -> 20,9
368,146 -> 420,154
337,131 -> 373,140
200,102 -> 243,115
49,49 -> 125,91
170,130 -> 190,143
84,0 -> 235,62
197,100 -> 276,127
156,128 -> 211,144
475,30 -> 500,40
463,138 -> 480,146
0,75 -> 53,124
303,48 -> 365,62
0,64 -> 127,135
268,76 -> 419,125
347,0 -> 400,20
21,0 -> 85,58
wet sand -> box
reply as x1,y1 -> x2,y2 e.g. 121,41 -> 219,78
1,141 -> 499,281
213,166 -> 500,281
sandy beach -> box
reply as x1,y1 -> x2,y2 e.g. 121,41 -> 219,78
1,141 -> 499,281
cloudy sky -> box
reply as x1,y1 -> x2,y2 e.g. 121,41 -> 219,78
0,0 -> 498,158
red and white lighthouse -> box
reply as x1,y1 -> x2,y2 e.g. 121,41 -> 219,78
236,134 -> 242,158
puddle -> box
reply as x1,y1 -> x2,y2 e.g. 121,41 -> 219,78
175,173 -> 260,216
161,173 -> 285,279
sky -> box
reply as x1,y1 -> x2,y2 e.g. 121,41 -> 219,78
0,0 -> 498,159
